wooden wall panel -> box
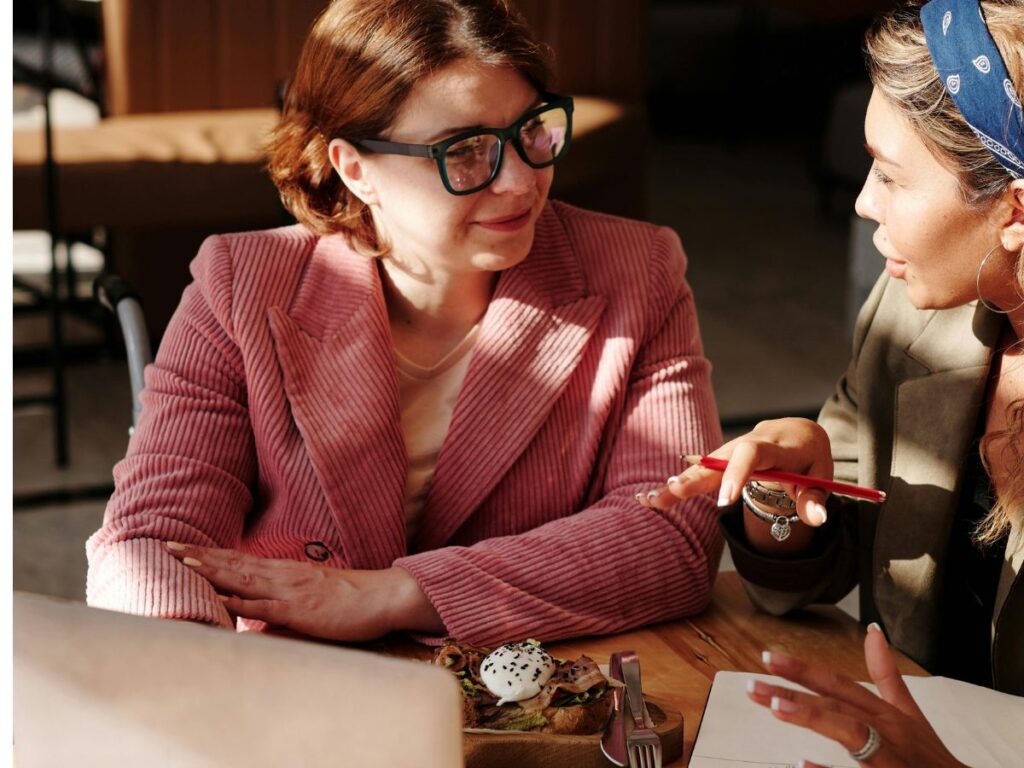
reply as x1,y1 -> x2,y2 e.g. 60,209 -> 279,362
102,0 -> 327,115
102,0 -> 645,116
516,0 -> 647,98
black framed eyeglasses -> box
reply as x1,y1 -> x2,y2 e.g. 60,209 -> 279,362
352,93 -> 573,196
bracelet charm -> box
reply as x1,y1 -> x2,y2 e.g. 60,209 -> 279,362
770,516 -> 793,542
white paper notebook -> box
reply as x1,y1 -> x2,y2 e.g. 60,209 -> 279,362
691,671 -> 1024,768
14,592 -> 466,768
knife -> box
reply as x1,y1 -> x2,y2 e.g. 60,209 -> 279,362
600,651 -> 628,766
619,651 -> 655,727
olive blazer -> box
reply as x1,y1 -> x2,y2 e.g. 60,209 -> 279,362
723,273 -> 1022,695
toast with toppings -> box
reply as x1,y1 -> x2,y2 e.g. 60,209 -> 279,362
433,639 -> 613,734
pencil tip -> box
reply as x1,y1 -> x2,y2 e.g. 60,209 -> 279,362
681,454 -> 702,465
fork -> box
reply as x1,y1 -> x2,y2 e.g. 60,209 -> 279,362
620,652 -> 662,768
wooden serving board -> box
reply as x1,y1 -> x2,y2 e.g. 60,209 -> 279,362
464,694 -> 683,768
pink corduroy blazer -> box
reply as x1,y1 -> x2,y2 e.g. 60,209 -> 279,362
86,201 -> 723,645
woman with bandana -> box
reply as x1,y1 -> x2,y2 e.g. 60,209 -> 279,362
646,0 -> 1023,764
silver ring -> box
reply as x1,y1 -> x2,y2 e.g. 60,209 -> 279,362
849,723 -> 881,761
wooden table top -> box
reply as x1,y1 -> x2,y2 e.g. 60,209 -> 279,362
542,571 -> 925,766
374,571 -> 925,766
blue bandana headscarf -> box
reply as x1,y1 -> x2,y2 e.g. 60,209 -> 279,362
921,0 -> 1024,179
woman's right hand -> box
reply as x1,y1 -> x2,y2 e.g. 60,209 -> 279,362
640,417 -> 834,528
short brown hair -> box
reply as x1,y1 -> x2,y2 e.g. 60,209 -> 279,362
266,0 -> 551,254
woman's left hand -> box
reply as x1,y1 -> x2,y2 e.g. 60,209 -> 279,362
748,624 -> 967,767
165,542 -> 444,641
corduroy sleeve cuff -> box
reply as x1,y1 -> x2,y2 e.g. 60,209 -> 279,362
86,537 -> 235,628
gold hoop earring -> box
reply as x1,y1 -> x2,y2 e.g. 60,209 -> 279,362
976,244 -> 1024,314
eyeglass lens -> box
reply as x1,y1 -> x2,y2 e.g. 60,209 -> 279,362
443,104 -> 569,193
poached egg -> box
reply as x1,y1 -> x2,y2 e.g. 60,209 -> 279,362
479,641 -> 557,706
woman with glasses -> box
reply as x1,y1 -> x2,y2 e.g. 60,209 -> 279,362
86,0 -> 723,645
646,0 -> 1022,764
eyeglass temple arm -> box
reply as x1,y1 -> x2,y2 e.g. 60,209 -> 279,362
354,138 -> 436,158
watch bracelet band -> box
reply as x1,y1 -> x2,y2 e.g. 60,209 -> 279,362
740,483 -> 799,526
744,479 -> 797,511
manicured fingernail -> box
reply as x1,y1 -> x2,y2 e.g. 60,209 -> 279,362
746,679 -> 769,696
669,475 -> 694,494
762,650 -> 773,667
717,481 -> 735,507
810,503 -> 828,525
868,622 -> 882,633
635,492 -> 646,504
183,557 -> 203,567
647,489 -> 660,501
771,696 -> 799,714
166,541 -> 187,551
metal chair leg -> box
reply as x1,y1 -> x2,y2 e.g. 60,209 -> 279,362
42,0 -> 69,467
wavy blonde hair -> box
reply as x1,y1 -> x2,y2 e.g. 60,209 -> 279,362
866,0 -> 1024,545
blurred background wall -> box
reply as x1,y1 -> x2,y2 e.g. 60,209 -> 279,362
12,0 -> 888,615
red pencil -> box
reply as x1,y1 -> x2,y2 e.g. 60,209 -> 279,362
681,455 -> 887,504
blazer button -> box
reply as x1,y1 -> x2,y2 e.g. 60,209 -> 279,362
303,541 -> 331,562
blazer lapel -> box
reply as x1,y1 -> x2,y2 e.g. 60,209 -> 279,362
993,532 -> 1023,693
877,302 -> 1002,664
411,207 -> 607,552
267,235 -> 407,569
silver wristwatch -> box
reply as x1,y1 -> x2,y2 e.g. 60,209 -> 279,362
741,481 -> 799,542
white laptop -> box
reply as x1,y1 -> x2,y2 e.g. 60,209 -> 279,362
14,591 -> 465,768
